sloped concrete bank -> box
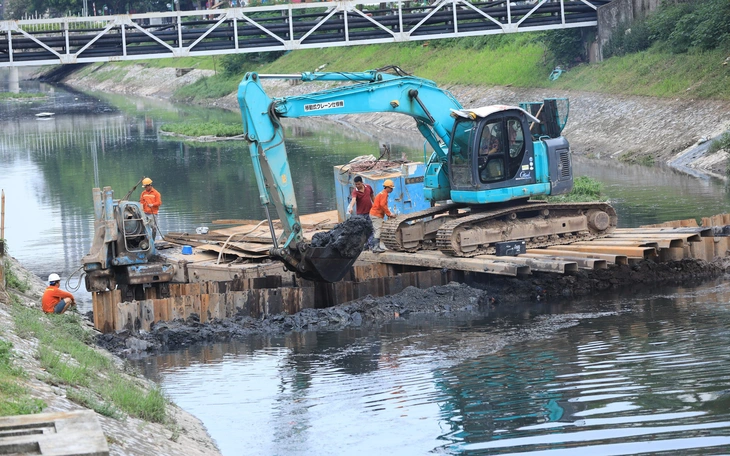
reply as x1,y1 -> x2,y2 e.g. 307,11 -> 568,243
0,256 -> 221,456
63,64 -> 730,179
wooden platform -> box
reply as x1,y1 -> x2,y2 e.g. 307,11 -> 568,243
91,213 -> 730,333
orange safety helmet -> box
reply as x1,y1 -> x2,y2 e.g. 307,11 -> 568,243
142,177 -> 153,186
383,179 -> 395,188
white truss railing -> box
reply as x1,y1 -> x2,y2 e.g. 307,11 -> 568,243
0,0 -> 607,68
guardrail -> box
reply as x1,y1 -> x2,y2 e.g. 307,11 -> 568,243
0,0 -> 610,67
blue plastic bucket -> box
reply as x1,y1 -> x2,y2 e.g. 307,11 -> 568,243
181,245 -> 193,255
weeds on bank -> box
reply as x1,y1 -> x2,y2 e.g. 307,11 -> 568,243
0,93 -> 46,100
536,176 -> 607,203
3,260 -> 30,293
708,132 -> 730,154
0,338 -> 46,416
160,121 -> 243,138
11,304 -> 168,423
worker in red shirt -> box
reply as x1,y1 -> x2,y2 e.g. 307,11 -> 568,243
347,175 -> 375,248
369,179 -> 396,253
42,273 -> 75,314
346,176 -> 374,217
139,177 -> 162,239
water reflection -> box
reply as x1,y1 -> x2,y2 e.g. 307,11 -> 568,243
133,283 -> 730,455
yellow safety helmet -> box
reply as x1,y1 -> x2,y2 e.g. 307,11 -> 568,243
142,177 -> 153,186
383,179 -> 395,188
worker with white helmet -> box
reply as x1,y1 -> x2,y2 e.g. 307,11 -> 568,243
369,179 -> 397,253
41,273 -> 75,314
139,177 -> 162,239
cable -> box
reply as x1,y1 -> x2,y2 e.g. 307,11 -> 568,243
216,219 -> 267,265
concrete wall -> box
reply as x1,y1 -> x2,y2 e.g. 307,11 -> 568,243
596,0 -> 634,62
594,0 -> 665,62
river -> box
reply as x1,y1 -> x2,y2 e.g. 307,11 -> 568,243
2,75 -> 730,455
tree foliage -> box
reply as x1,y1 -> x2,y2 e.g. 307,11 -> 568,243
605,0 -> 730,58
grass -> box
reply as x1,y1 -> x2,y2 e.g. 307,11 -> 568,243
537,176 -> 607,203
0,92 -> 46,100
0,339 -> 46,416
11,305 -> 168,424
129,35 -> 729,102
160,121 -> 243,137
4,260 -> 30,293
709,132 -> 730,154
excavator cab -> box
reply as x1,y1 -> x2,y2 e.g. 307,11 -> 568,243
448,103 -> 573,204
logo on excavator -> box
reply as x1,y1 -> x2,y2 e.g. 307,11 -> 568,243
304,100 -> 345,112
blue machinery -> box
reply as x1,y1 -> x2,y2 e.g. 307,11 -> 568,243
237,67 -> 616,282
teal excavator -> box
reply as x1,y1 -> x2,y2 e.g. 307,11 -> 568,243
237,67 -> 616,283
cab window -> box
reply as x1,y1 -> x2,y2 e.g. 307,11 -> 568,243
450,119 -> 475,187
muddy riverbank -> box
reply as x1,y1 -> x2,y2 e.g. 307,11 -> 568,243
95,256 -> 730,359
61,63 -> 730,179
0,255 -> 221,456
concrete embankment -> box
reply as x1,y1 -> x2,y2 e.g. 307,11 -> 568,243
62,63 -> 730,179
0,255 -> 221,456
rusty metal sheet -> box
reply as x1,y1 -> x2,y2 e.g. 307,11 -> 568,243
362,250 -> 529,276
572,239 -> 663,248
519,253 -> 607,270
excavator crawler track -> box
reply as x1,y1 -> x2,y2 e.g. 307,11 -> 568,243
381,203 -> 465,252
436,201 -> 617,257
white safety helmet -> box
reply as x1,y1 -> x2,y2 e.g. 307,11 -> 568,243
48,273 -> 61,283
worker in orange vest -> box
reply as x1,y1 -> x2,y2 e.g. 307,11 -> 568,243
369,179 -> 397,253
139,177 -> 162,239
42,273 -> 75,314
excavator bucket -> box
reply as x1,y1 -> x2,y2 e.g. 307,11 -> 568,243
295,216 -> 373,283
298,241 -> 366,283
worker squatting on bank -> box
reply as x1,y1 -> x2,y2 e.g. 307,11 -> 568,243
139,177 -> 162,239
369,179 -> 397,253
42,273 -> 75,314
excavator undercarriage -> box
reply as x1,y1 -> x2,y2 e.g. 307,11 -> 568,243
382,200 -> 617,257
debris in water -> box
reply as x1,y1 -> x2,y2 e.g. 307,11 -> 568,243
311,215 -> 373,258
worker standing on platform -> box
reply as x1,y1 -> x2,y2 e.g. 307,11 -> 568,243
369,179 -> 396,253
42,274 -> 75,314
347,175 -> 375,248
139,177 -> 162,239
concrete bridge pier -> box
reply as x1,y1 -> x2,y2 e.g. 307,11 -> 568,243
8,66 -> 20,93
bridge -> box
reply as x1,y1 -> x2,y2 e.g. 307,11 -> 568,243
0,0 -> 610,68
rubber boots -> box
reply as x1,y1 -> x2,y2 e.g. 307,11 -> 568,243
371,238 -> 385,253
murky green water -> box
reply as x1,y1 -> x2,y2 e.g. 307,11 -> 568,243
3,74 -> 730,455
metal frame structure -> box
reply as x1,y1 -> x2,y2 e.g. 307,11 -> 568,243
0,0 -> 609,67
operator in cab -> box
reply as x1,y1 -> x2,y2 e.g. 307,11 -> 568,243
42,273 -> 75,314
369,179 -> 396,253
139,177 -> 162,239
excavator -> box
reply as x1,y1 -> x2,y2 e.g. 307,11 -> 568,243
238,66 -> 616,283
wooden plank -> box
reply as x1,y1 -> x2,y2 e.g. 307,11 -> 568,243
364,250 -> 529,276
477,255 -> 578,273
618,227 -> 711,236
519,253 -> 607,270
549,245 -> 657,258
573,239 -> 665,248
527,248 -> 628,265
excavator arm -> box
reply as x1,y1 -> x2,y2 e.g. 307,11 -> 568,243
237,69 -> 462,281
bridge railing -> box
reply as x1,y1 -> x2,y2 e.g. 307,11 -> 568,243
0,0 -> 610,67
